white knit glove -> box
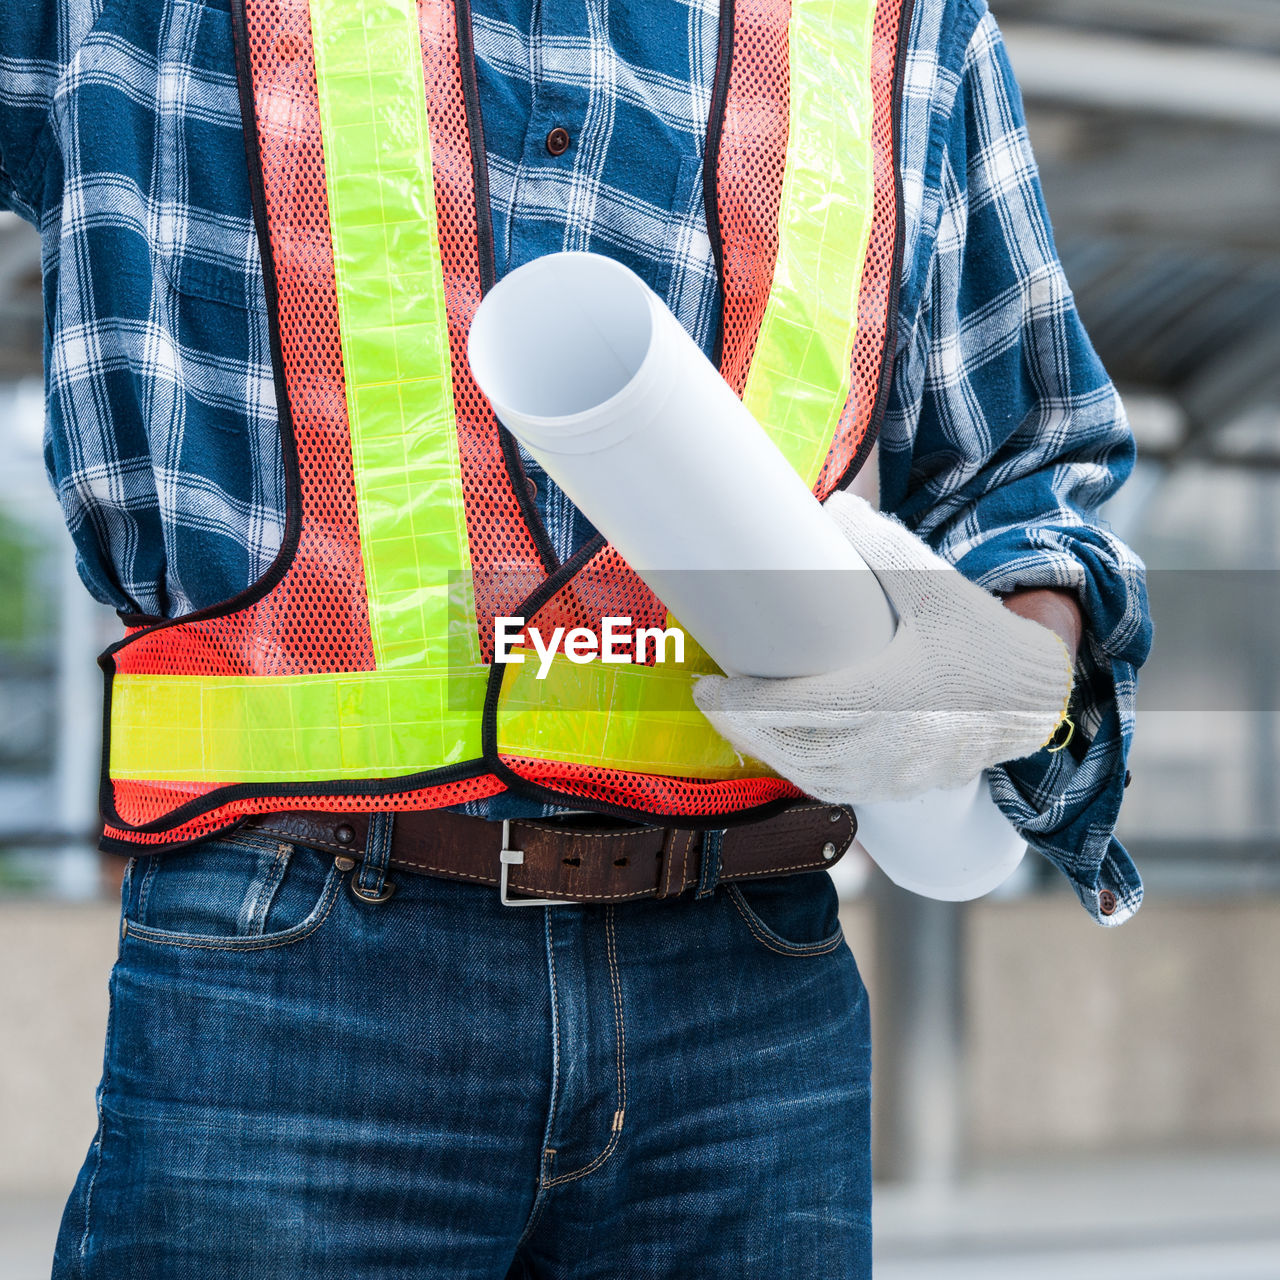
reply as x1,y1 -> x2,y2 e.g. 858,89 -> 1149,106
692,489 -> 1075,803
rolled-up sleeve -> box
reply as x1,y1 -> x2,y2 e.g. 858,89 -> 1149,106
878,5 -> 1153,924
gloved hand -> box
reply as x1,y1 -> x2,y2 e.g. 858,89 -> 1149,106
692,489 -> 1075,803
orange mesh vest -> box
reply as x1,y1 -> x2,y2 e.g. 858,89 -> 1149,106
100,0 -> 912,849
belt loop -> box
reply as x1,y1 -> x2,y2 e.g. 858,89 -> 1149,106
352,812 -> 397,903
656,827 -> 696,899
694,829 -> 725,900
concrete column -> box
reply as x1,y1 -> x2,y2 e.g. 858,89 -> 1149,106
870,868 -> 967,1186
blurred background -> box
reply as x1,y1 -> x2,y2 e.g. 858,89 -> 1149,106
1,0 -> 1279,1275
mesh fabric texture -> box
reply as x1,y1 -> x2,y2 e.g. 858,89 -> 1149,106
501,758 -> 803,817
103,774 -> 506,846
716,0 -> 791,399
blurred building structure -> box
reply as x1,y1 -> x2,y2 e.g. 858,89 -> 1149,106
1003,0 -> 1280,471
0,2 -> 1278,1275
992,0 -> 1280,875
866,0 -> 1280,1202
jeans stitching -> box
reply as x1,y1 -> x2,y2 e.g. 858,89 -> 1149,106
78,894 -> 128,1271
516,1152 -> 555,1249
696,829 -> 724,899
77,1021 -> 110,1270
246,844 -> 292,936
543,906 -> 627,1188
118,865 -> 342,951
131,829 -> 310,932
136,857 -> 159,922
726,883 -> 846,958
515,912 -> 564,1252
546,909 -> 563,1150
609,907 -> 625,1108
356,814 -> 391,896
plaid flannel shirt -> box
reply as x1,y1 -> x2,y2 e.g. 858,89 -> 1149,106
0,0 -> 1152,922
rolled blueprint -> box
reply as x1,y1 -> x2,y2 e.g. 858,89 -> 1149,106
468,251 -> 1024,900
467,251 -> 896,676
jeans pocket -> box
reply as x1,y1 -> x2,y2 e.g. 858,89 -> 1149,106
122,830 -> 343,951
726,872 -> 846,958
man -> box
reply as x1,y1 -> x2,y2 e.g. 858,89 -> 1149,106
2,0 -> 1151,1275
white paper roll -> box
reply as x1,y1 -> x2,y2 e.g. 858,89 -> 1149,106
467,251 -> 1025,900
467,251 -> 896,676
851,775 -> 1025,901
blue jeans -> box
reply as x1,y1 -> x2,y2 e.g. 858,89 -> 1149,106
52,818 -> 872,1278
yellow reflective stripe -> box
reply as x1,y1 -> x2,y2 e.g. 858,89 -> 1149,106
311,0 -> 479,670
497,650 -> 774,780
110,670 -> 488,782
742,0 -> 876,487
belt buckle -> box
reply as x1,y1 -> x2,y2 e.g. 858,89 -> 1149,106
499,820 -> 579,907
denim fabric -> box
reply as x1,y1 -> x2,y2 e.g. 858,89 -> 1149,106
52,827 -> 872,1278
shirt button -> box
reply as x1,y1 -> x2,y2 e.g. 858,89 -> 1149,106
1098,889 -> 1117,916
545,127 -> 571,157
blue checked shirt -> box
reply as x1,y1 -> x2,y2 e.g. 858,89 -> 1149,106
0,0 -> 1152,922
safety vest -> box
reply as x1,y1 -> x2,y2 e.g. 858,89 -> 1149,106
99,0 -> 910,848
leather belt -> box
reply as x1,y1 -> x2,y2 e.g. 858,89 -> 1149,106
242,803 -> 856,906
